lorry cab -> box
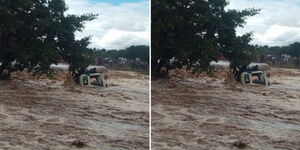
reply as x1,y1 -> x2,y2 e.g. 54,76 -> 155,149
241,71 -> 269,86
79,73 -> 107,87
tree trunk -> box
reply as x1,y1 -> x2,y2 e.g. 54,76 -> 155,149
151,59 -> 169,79
0,61 -> 11,80
0,68 -> 11,80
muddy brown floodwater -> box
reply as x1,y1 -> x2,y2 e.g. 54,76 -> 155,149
0,70 -> 149,150
152,68 -> 300,150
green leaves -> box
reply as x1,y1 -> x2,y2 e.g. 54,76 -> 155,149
152,0 -> 259,77
0,0 -> 96,79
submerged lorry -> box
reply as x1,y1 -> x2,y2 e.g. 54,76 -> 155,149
79,73 -> 107,87
50,63 -> 108,87
234,65 -> 270,86
77,67 -> 108,87
240,70 -> 269,85
210,61 -> 270,86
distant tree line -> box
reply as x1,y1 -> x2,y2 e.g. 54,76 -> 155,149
254,42 -> 300,67
93,45 -> 149,62
255,42 -> 300,57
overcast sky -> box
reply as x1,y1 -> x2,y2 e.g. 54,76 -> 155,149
228,0 -> 300,46
65,0 -> 300,49
65,0 -> 149,50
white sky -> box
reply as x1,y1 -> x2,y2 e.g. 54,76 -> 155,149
65,0 -> 300,48
228,0 -> 300,46
65,0 -> 149,50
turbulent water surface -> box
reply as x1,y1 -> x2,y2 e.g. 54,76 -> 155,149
0,71 -> 149,150
152,68 -> 300,150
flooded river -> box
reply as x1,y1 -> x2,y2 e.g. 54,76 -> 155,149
152,68 -> 300,150
0,70 -> 149,150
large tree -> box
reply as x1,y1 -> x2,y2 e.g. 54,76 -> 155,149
152,0 -> 259,77
0,0 -> 96,79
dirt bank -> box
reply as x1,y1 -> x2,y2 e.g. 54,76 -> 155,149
0,70 -> 149,150
152,68 -> 300,150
